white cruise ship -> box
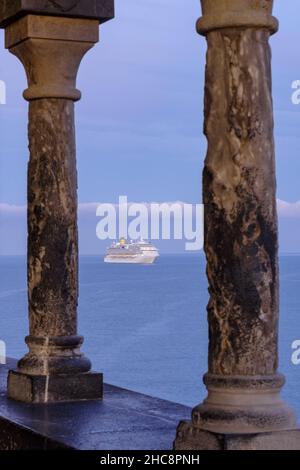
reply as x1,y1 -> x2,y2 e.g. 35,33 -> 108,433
104,239 -> 159,264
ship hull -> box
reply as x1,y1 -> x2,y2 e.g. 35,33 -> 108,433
104,255 -> 158,264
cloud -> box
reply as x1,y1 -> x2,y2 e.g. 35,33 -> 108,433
1,199 -> 300,255
277,199 -> 300,218
1,199 -> 300,217
0,203 -> 26,215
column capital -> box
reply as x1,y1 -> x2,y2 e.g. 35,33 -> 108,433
197,0 -> 278,36
4,14 -> 99,101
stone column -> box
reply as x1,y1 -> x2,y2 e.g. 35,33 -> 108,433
175,0 -> 300,450
0,1 -> 114,403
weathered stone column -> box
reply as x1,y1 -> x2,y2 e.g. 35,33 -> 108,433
0,1 -> 114,403
175,0 -> 300,450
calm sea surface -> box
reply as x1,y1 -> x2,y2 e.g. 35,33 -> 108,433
0,254 -> 299,419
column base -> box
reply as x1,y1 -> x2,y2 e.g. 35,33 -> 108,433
191,373 -> 297,434
174,422 -> 300,450
7,369 -> 103,404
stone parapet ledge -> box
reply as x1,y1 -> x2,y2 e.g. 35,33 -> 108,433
0,360 -> 191,450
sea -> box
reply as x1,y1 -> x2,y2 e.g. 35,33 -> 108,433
0,254 -> 299,419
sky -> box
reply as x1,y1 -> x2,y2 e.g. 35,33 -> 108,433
0,1 -> 300,254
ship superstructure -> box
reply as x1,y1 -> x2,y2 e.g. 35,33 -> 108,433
104,239 -> 159,264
